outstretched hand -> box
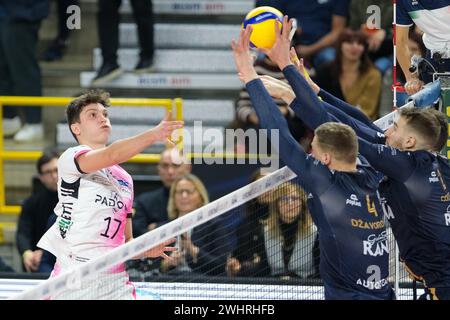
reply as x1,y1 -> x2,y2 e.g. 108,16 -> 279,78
142,237 -> 178,260
258,15 -> 294,71
231,26 -> 258,84
152,111 -> 184,145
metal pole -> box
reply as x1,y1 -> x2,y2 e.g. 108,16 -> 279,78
0,103 -> 5,210
393,0 -> 398,109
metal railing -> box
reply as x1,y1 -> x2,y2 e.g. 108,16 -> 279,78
0,96 -> 183,215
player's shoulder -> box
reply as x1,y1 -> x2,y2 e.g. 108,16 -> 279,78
354,155 -> 380,188
59,145 -> 92,162
411,149 -> 438,162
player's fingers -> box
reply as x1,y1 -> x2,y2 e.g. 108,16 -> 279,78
244,25 -> 253,48
163,111 -> 172,121
237,28 -> 245,48
231,39 -> 237,51
282,16 -> 290,40
160,253 -> 171,260
290,47 -> 300,66
166,139 -> 176,147
167,121 -> 184,130
162,237 -> 177,246
274,17 -> 281,39
163,246 -> 178,252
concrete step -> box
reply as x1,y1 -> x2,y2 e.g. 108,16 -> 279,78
81,71 -> 242,90
93,48 -> 236,73
121,0 -> 253,15
41,56 -> 91,72
60,0 -> 251,16
107,99 -> 234,125
43,70 -> 83,88
120,23 -> 240,48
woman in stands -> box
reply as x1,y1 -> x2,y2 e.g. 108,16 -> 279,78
160,174 -> 233,276
226,182 -> 319,279
314,29 -> 382,120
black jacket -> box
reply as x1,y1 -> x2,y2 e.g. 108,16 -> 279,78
16,188 -> 58,255
0,0 -> 49,22
132,187 -> 170,237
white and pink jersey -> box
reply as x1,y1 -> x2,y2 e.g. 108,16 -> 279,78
38,145 -> 134,271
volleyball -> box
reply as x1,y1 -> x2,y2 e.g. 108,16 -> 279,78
242,6 -> 283,49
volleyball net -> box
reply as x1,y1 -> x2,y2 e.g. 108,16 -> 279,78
10,87 -> 440,300
12,166 -> 324,300
8,162 -> 421,300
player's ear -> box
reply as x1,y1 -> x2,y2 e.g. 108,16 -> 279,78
321,152 -> 331,166
404,135 -> 416,149
71,123 -> 81,136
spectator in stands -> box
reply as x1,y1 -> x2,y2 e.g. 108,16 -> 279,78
268,0 -> 349,68
0,0 -> 49,142
16,150 -> 59,273
92,0 -> 154,85
349,0 -> 393,75
160,174 -> 232,276
226,182 -> 319,279
314,29 -> 382,120
41,0 -> 79,62
0,257 -> 14,272
221,170 -> 272,260
132,148 -> 191,237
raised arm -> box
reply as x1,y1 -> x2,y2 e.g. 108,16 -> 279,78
318,88 -> 379,131
77,113 -> 183,173
320,100 -> 386,144
396,25 -> 423,95
232,23 -> 333,194
358,137 -> 415,182
256,17 -> 335,131
247,78 -> 332,194
282,65 -> 334,129
282,63 -> 384,142
260,70 -> 385,144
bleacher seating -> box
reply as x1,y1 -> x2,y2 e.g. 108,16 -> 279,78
57,123 -> 228,150
106,100 -> 235,125
93,48 -> 236,73
74,1 -> 252,150
118,23 -> 241,49
121,0 -> 253,16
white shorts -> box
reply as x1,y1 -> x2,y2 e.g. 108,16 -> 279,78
49,259 -> 135,300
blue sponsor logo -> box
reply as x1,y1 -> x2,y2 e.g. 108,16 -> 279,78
117,179 -> 129,187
